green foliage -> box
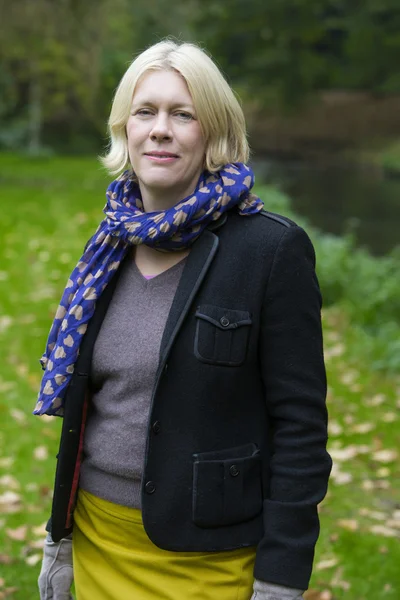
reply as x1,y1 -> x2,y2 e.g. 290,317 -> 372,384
256,184 -> 400,371
360,140 -> 400,172
195,0 -> 400,106
0,0 -> 136,152
1,0 -> 400,152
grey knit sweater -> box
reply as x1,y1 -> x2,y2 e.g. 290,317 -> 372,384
79,257 -> 186,508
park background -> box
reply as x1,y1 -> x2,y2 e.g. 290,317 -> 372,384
0,1 -> 399,598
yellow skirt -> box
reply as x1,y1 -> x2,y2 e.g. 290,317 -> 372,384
73,488 -> 257,600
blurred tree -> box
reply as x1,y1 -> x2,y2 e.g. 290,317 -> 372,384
0,0 -> 200,152
193,0 -> 400,107
1,0 -> 399,152
0,0 -> 127,152
124,0 -> 199,49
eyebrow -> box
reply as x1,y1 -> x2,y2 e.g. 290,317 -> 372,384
131,100 -> 195,111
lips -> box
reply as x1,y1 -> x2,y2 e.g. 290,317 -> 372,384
144,151 -> 179,158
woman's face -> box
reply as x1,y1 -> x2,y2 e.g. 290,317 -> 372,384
126,70 -> 206,209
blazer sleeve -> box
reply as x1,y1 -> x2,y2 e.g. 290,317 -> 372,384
254,225 -> 332,590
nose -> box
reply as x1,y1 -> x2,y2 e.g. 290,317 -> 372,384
149,112 -> 172,142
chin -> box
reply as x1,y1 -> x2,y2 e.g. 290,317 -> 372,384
141,174 -> 178,189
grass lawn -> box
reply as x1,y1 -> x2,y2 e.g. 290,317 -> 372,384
0,153 -> 399,599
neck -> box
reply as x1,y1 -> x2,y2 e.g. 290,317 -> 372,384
141,191 -> 180,213
138,178 -> 201,213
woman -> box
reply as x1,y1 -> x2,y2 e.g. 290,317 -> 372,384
37,39 -> 331,600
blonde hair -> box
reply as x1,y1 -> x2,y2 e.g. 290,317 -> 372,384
100,39 -> 249,174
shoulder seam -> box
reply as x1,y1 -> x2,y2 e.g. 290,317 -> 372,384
260,210 -> 293,228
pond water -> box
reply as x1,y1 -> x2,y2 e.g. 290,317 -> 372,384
252,157 -> 400,256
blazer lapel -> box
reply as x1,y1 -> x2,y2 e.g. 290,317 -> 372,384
77,212 -> 226,376
159,228 -> 219,365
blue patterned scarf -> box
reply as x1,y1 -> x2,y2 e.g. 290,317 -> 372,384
34,163 -> 263,416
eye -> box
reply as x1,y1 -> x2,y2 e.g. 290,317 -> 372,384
135,108 -> 154,116
174,111 -> 194,121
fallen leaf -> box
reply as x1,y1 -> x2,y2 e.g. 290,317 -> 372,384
40,414 -> 55,423
320,591 -> 333,600
0,587 -> 19,598
382,412 -> 396,423
0,316 -> 12,334
33,446 -> 48,461
324,343 -> 345,359
375,480 -> 390,489
349,383 -> 362,392
337,519 -> 358,531
0,381 -> 15,393
328,421 -> 343,436
340,370 -> 358,385
315,557 -> 338,570
28,539 -> 46,550
329,446 -> 358,461
39,485 -> 52,498
366,393 -> 386,406
376,467 -> 391,478
0,476 -> 19,490
304,590 -> 333,600
9,409 -> 27,424
0,491 -> 21,514
372,449 -> 398,463
330,463 -> 353,485
351,422 -> 374,434
31,522 -> 47,537
330,564 -> 351,591
25,483 -> 38,492
358,508 -> 386,521
6,525 -> 27,541
354,444 -> 370,454
25,553 -> 42,566
369,525 -> 398,537
362,480 -> 374,491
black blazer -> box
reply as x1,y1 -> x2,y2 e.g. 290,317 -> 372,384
48,209 -> 332,590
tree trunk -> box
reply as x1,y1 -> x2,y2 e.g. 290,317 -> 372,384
27,66 -> 42,154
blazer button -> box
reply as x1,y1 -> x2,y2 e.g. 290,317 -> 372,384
145,481 -> 156,494
220,316 -> 230,327
229,464 -> 240,477
152,421 -> 161,434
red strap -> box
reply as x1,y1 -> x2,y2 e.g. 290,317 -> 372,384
65,391 -> 90,528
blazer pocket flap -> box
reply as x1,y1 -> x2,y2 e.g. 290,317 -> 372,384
195,305 -> 252,330
192,443 -> 262,528
193,442 -> 259,462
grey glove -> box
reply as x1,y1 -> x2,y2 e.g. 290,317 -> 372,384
38,533 -> 74,600
251,579 -> 304,600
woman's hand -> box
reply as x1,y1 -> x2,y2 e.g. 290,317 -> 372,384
38,533 -> 74,600
250,579 -> 304,599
